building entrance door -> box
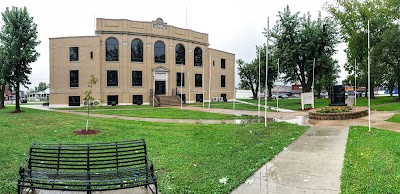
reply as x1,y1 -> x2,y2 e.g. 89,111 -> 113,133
155,81 -> 166,95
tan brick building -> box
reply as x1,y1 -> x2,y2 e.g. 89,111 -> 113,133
49,18 -> 235,106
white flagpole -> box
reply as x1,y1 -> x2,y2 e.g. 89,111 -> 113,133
258,46 -> 261,117
368,20 -> 371,132
152,71 -> 155,107
265,17 -> 269,127
208,55 -> 212,109
181,4 -> 187,110
188,70 -> 190,104
277,58 -> 279,112
202,57 -> 205,108
354,58 -> 357,106
181,65 -> 183,109
313,58 -> 315,95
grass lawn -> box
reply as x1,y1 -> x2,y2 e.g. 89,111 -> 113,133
0,107 -> 308,193
341,126 -> 400,193
354,96 -> 399,107
386,114 -> 400,123
240,98 -> 331,110
188,101 -> 274,111
91,107 -> 250,120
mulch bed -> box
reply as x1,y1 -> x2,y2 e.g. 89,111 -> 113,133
74,129 -> 101,135
10,110 -> 25,113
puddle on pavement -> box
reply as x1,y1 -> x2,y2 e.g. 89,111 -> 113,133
307,129 -> 337,136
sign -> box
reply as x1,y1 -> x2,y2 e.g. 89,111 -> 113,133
301,92 -> 314,110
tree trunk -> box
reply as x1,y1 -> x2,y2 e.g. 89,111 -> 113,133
0,84 -> 5,109
15,83 -> 20,112
268,85 -> 272,101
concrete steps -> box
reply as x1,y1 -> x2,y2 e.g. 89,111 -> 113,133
159,96 -> 184,107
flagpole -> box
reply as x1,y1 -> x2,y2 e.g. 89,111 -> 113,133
354,58 -> 357,106
202,56 -> 205,108
258,46 -> 261,117
277,58 -> 279,112
265,17 -> 269,127
208,55 -> 212,109
181,4 -> 187,110
368,20 -> 371,133
188,70 -> 190,104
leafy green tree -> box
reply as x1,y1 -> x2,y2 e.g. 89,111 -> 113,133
0,45 -> 8,109
34,82 -> 49,92
271,6 -> 340,93
237,59 -> 259,99
327,0 -> 400,98
0,7 -> 40,112
237,45 -> 278,100
374,24 -> 400,99
83,74 -> 98,131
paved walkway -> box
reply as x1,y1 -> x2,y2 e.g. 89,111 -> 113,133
232,126 -> 348,194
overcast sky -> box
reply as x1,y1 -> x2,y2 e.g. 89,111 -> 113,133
0,0 -> 347,90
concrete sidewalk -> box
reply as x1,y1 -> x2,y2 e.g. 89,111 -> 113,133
232,126 -> 348,194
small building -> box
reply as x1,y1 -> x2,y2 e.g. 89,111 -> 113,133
49,18 -> 235,107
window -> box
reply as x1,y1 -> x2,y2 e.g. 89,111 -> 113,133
221,94 -> 227,101
107,95 -> 118,105
131,39 -> 143,62
154,41 -> 165,63
107,70 -> 118,86
132,71 -> 143,86
70,47 -> 79,61
90,51 -> 93,59
175,43 -> 185,64
196,94 -> 203,102
177,72 -> 185,87
133,95 -> 143,105
68,96 -> 80,106
194,47 -> 202,66
195,74 -> 202,87
221,75 -> 226,87
221,58 -> 226,69
106,37 -> 119,61
70,70 -> 79,87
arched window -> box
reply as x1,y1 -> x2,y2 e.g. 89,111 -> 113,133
106,37 -> 119,61
194,47 -> 202,66
154,41 -> 165,63
131,39 -> 144,62
175,43 -> 185,65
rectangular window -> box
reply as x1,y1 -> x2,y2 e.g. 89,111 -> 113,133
107,70 -> 118,86
70,47 -> 79,61
132,71 -> 143,86
90,51 -> 93,59
177,72 -> 185,87
107,95 -> 118,105
196,94 -> 203,102
70,70 -> 79,87
133,95 -> 143,105
221,75 -> 226,87
68,96 -> 80,106
221,59 -> 226,69
195,74 -> 202,87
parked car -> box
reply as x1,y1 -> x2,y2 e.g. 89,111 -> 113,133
278,94 -> 288,99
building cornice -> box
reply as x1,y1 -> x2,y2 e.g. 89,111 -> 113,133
96,30 -> 210,47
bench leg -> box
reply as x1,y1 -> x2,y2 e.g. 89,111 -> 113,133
155,182 -> 158,194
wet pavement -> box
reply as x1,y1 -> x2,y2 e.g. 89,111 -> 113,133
232,126 -> 348,194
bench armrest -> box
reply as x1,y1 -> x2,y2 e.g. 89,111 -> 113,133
149,160 -> 156,178
19,164 -> 25,176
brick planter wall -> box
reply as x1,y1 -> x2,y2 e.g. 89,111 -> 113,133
308,107 -> 368,120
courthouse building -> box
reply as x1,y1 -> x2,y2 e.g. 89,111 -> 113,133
49,18 -> 235,106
